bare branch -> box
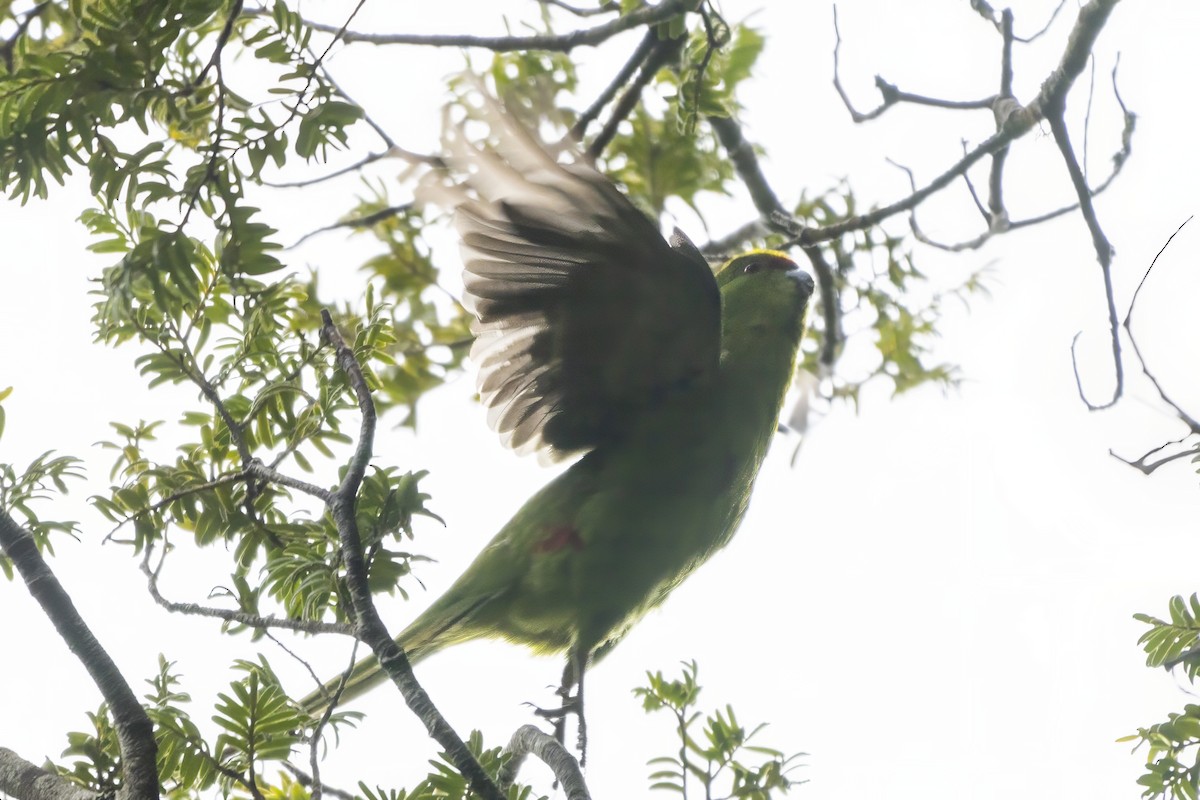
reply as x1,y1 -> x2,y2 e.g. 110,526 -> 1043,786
1111,438 -> 1199,476
987,10 -> 1015,223
586,31 -> 683,159
256,0 -> 693,52
0,748 -> 96,800
793,123 -> 1020,247
569,29 -> 657,144
1014,0 -> 1068,43
1026,0 -> 1120,120
311,57 -> 396,150
819,0 -> 1124,253
194,0 -> 243,88
833,8 -> 993,123
1122,217 -> 1200,432
1049,110 -> 1120,410
700,219 -> 768,257
0,510 -> 158,800
139,540 -> 352,636
498,725 -> 591,799
968,0 -> 999,25
288,203 -> 415,250
263,150 -> 390,189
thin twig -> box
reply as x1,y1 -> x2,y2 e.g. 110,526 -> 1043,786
263,150 -> 390,189
140,541 -> 352,635
288,203 -> 415,250
700,219 -> 768,257
833,8 -> 992,123
1121,217 -> 1199,432
1014,0 -> 1067,43
1111,438 -> 1199,476
1049,107 -> 1120,410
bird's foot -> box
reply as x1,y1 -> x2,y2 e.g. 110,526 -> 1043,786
528,690 -> 587,764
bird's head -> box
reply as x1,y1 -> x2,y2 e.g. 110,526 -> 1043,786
715,249 -> 816,346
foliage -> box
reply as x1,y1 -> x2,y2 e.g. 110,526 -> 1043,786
354,731 -> 539,800
0,450 -> 84,576
636,662 -> 807,798
1125,596 -> 1200,800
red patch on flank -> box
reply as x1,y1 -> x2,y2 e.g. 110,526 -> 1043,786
533,524 -> 585,554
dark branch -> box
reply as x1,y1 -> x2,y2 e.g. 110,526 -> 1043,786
1014,0 -> 1068,43
1111,438 -> 1199,476
1121,217 -> 1199,433
264,151 -> 389,189
570,28 -> 657,144
0,748 -> 96,800
317,310 -> 503,800
700,219 -> 768,257
707,114 -> 844,373
586,31 -> 683,160
987,10 -> 1015,223
288,203 -> 415,250
1050,109 -> 1120,411
833,8 -> 993,123
0,510 -> 159,800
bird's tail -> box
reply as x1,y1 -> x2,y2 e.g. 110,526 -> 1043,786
297,593 -> 492,717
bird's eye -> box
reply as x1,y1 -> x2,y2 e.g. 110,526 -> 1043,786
742,260 -> 763,274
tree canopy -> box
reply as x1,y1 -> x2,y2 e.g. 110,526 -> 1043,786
2,1 -> 1198,799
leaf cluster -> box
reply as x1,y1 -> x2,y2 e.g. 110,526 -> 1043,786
0,450 -> 84,577
791,184 -> 984,402
636,662 -> 806,799
1126,595 -> 1200,799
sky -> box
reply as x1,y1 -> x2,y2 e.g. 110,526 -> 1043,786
2,1 -> 1200,799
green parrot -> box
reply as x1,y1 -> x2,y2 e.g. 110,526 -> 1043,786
300,106 -> 816,740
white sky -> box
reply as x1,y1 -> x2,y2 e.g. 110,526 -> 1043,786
2,2 -> 1199,799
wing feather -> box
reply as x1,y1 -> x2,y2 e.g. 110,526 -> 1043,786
431,97 -> 721,458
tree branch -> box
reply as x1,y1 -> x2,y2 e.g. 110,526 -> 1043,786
497,725 -> 590,800
261,0 -> 694,52
586,30 -> 683,159
707,113 -> 844,370
0,510 -> 159,800
138,540 -> 353,635
0,748 -> 96,800
1121,216 -> 1198,431
569,28 -> 657,143
316,310 -> 503,800
833,7 -> 994,123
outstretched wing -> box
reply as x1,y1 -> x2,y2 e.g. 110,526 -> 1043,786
437,104 -> 721,459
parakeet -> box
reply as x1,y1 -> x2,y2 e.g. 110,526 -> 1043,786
301,103 -> 816,742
